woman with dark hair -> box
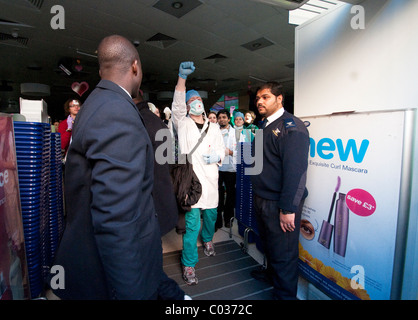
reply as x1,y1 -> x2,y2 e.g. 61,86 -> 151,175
58,98 -> 81,157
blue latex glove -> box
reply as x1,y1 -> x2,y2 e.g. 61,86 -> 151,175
179,61 -> 195,79
202,152 -> 220,164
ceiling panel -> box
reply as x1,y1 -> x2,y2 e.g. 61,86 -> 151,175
0,0 -> 314,119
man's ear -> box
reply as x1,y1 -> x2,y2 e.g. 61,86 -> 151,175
132,60 -> 139,76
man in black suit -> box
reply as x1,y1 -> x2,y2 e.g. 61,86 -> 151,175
51,35 -> 163,299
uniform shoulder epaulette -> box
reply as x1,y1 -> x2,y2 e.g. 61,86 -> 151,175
283,118 -> 297,129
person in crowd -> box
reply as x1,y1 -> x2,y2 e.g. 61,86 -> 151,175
51,35 -> 163,300
162,105 -> 172,125
171,61 -> 225,286
215,109 -> 237,229
52,119 -> 60,133
132,93 -> 178,237
207,111 -> 218,124
133,92 -> 188,300
234,111 -> 252,142
250,81 -> 310,300
244,110 -> 258,134
58,98 -> 81,157
148,102 -> 161,118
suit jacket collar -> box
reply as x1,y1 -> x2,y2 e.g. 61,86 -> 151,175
96,79 -> 138,107
96,79 -> 131,99
96,79 -> 143,121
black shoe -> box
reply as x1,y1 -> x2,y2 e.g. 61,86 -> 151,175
250,267 -> 273,284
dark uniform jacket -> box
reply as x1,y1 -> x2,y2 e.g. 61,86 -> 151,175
52,80 -> 163,300
250,110 -> 309,213
135,101 -> 178,236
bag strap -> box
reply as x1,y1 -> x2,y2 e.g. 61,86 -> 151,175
172,120 -> 210,162
189,123 -> 210,156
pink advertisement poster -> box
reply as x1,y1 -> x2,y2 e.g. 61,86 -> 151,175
0,114 -> 30,300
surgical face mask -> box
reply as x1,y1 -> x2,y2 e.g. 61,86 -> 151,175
189,99 -> 204,115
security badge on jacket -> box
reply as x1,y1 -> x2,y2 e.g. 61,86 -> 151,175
272,118 -> 296,137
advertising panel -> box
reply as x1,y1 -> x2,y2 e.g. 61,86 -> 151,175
0,114 -> 30,299
299,111 -> 405,300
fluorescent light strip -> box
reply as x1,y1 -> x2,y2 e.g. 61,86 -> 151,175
76,50 -> 97,58
289,0 -> 344,25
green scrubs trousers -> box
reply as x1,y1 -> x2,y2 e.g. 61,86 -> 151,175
181,208 -> 217,267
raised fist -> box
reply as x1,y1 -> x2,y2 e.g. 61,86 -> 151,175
179,61 -> 195,79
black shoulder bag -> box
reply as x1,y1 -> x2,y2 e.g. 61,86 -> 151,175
169,123 -> 209,213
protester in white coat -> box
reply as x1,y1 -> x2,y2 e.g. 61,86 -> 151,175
171,61 -> 225,285
216,109 -> 238,229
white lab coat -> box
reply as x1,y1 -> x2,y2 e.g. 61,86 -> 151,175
172,90 -> 225,209
219,125 -> 237,173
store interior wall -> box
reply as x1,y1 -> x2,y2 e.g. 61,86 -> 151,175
294,0 -> 418,116
293,0 -> 418,300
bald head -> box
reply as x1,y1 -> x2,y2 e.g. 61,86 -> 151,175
98,35 -> 139,73
97,35 -> 142,96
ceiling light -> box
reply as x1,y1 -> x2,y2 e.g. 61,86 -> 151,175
20,83 -> 50,96
289,0 -> 345,26
76,49 -> 97,59
11,28 -> 19,38
172,2 -> 183,9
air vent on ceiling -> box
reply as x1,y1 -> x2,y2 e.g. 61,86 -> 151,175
6,0 -> 45,10
204,54 -> 227,63
0,32 -> 29,48
241,37 -> 274,52
145,33 -> 178,49
25,0 -> 44,10
153,0 -> 202,18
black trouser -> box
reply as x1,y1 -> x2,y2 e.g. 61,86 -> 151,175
254,194 -> 303,300
217,171 -> 236,227
157,271 -> 185,300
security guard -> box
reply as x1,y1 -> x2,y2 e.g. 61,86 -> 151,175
250,81 -> 309,300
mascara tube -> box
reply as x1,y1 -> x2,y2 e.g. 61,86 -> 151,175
334,193 -> 349,257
